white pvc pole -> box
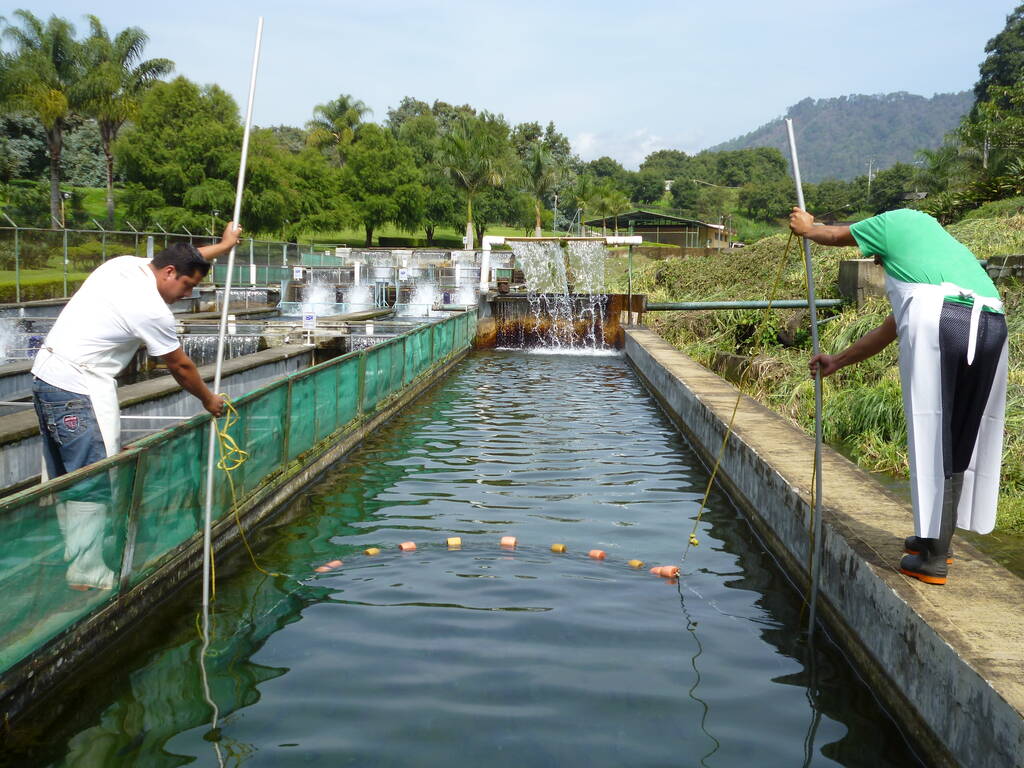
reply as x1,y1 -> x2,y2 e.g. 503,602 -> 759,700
201,17 -> 263,616
785,118 -> 825,636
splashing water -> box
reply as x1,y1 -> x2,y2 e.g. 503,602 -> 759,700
345,284 -> 372,311
506,241 -> 609,351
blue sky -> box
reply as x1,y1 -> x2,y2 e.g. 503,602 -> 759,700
11,1 -> 1019,168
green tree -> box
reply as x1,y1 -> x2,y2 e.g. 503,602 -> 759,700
868,162 -> 915,213
669,178 -> 699,212
386,96 -> 431,135
82,16 -> 172,225
341,123 -> 424,246
305,93 -> 370,165
522,142 -> 559,236
738,178 -> 791,221
397,111 -> 459,244
639,149 -> 690,180
3,10 -> 86,225
629,170 -> 665,205
589,180 -> 631,234
438,112 -> 512,249
974,3 -> 1024,106
565,173 -> 595,232
116,76 -> 240,227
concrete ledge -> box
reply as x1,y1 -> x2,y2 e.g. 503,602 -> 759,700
1,345 -> 470,722
624,328 -> 1024,768
0,345 -> 315,493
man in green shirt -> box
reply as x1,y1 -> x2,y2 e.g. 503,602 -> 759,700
789,207 -> 1008,586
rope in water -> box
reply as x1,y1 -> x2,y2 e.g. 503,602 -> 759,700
680,232 -> 798,561
202,393 -> 288,603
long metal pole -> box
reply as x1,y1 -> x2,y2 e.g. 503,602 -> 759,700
201,17 -> 263,616
785,118 -> 825,636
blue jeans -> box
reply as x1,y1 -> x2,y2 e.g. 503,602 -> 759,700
32,378 -> 107,479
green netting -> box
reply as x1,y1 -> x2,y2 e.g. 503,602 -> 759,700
0,458 -> 135,670
129,425 -> 209,583
335,356 -> 360,429
313,364 -> 340,444
404,327 -> 429,385
361,346 -> 381,412
287,375 -> 316,461
386,339 -> 405,399
0,310 -> 477,678
210,264 -> 290,286
238,386 -> 287,496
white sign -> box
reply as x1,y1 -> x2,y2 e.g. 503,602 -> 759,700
398,268 -> 409,281
302,312 -> 316,330
293,267 -> 304,280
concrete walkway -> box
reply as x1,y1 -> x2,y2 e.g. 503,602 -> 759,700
624,328 -> 1024,768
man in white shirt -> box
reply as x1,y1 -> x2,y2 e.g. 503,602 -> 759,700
31,223 -> 241,589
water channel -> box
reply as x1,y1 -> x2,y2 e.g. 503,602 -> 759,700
6,350 -> 921,767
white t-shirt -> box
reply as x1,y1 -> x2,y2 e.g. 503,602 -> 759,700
32,256 -> 181,394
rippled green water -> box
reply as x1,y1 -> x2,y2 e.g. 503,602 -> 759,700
6,350 -> 921,767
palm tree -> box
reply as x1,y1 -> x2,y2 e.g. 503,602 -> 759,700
305,93 -> 371,165
3,11 -> 85,226
83,16 -> 173,226
565,173 -> 595,234
523,142 -> 558,237
589,180 -> 630,235
437,113 -> 511,249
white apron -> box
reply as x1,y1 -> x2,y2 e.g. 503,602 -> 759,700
887,277 -> 1007,536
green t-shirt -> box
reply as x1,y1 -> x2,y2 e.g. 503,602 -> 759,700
849,209 -> 1001,310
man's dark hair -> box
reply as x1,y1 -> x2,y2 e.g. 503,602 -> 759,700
152,242 -> 211,278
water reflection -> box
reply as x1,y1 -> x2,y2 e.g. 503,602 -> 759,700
3,351 -> 920,767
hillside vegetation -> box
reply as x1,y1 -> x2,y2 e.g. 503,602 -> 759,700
709,92 -> 973,182
606,216 -> 1024,532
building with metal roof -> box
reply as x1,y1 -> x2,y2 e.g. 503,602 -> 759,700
583,210 -> 730,253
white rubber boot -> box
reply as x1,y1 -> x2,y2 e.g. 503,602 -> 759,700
61,501 -> 115,590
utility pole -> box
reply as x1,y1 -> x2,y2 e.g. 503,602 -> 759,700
552,193 -> 558,234
866,159 -> 875,197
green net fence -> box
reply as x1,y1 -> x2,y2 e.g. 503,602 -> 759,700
0,310 -> 477,677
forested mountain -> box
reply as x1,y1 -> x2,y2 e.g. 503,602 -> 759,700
708,92 -> 973,182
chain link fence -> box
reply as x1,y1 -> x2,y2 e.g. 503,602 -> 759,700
0,222 -> 307,303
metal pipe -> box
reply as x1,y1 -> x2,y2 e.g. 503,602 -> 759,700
3,213 -> 20,303
646,299 -> 846,311
786,117 -> 825,638
202,16 -> 263,618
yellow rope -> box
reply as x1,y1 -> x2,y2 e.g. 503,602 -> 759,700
681,233 -> 798,561
207,396 -> 280,603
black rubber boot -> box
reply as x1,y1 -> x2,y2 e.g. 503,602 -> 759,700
903,535 -> 953,564
900,475 -> 959,585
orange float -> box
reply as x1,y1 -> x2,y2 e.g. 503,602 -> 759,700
500,536 -> 517,548
314,565 -> 332,573
649,565 -> 680,578
588,549 -> 606,560
325,559 -> 343,568
398,541 -> 417,552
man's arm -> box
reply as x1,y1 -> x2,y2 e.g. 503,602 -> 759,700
789,207 -> 858,247
160,347 -> 225,417
809,314 -> 897,377
198,221 -> 243,262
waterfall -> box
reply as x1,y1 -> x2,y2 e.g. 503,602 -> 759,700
505,241 -> 609,351
0,318 -> 45,362
180,335 -> 262,366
